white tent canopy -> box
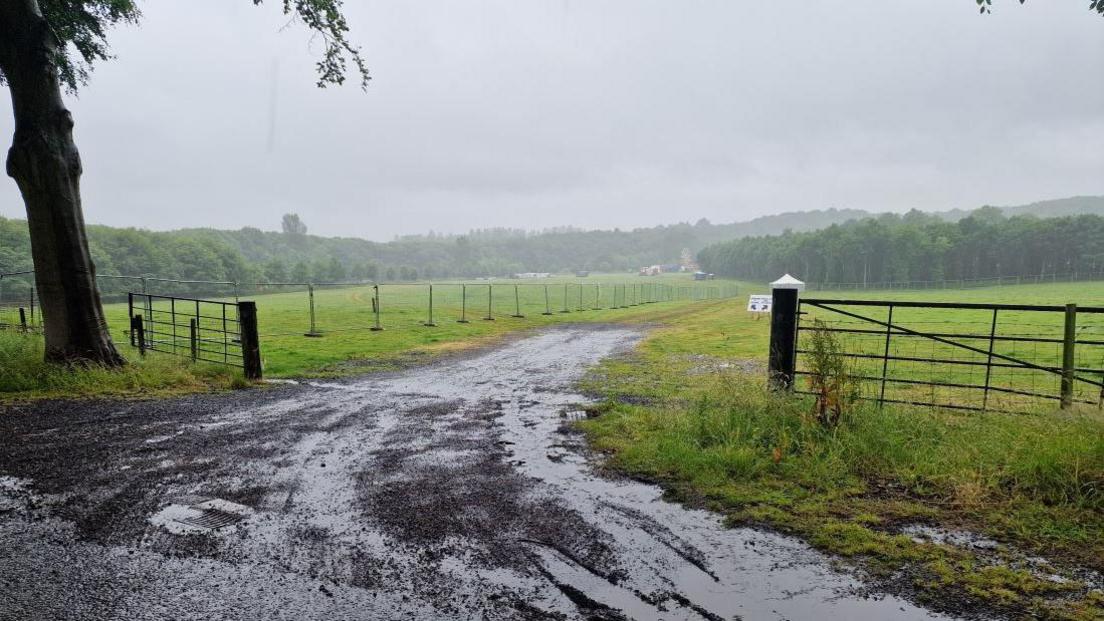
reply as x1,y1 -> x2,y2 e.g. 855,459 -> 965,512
770,274 -> 805,291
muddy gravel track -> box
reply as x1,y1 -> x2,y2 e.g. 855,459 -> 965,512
0,326 -> 954,620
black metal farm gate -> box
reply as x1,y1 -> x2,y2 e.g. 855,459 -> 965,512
128,293 -> 262,379
768,293 -> 1104,413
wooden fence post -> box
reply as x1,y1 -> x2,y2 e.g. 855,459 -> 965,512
305,284 -> 322,337
511,284 -> 524,318
239,301 -> 262,380
371,284 -> 383,331
484,284 -> 495,321
458,284 -> 470,323
425,284 -> 438,326
1061,303 -> 1077,409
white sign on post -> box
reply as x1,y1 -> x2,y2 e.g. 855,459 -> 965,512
747,294 -> 772,313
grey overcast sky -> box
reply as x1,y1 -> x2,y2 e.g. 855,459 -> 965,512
1,1 -> 1102,240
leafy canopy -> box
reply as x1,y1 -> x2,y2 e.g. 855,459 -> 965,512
7,0 -> 369,91
977,0 -> 1103,14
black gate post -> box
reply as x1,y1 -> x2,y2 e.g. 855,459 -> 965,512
768,286 -> 800,391
134,315 -> 146,356
239,301 -> 262,380
128,293 -> 136,347
189,318 -> 198,361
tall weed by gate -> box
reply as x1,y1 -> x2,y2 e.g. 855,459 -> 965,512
805,319 -> 861,427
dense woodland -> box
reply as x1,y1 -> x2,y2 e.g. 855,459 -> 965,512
0,207 -> 887,288
698,207 -> 1104,284
1,196 -> 1102,296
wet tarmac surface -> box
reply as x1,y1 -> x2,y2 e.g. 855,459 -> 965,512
0,326 -> 957,620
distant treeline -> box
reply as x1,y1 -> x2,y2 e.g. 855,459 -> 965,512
2,195 -> 1103,294
0,208 -> 893,288
697,207 -> 1104,284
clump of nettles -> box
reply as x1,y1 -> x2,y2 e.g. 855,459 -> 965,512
806,319 -> 861,426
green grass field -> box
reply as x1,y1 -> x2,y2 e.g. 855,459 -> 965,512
0,274 -> 742,399
106,274 -> 738,376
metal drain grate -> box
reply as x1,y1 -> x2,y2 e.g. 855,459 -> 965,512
176,507 -> 245,530
154,498 -> 253,533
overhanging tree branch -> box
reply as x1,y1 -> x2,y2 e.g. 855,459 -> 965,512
0,0 -> 370,93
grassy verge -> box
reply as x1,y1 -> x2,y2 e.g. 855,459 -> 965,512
578,302 -> 1104,620
0,331 -> 246,402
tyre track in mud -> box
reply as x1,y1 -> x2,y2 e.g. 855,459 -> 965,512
0,326 -> 956,620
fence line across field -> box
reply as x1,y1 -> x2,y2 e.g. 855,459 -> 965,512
1,269 -> 738,340
251,280 -> 737,337
807,271 -> 1104,292
0,270 -> 37,329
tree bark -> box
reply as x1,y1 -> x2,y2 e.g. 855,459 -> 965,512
0,0 -> 123,366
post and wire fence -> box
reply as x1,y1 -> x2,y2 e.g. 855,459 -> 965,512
807,271 -> 1104,292
250,280 -> 738,338
2,268 -> 738,380
0,270 -> 37,331
1,269 -> 738,340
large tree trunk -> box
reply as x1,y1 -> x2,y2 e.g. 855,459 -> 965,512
0,0 -> 123,366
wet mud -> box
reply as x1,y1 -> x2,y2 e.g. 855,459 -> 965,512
0,326 -> 955,620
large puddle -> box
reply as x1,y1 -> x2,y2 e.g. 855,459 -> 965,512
0,326 -> 957,620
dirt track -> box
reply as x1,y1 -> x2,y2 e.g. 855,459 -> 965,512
0,326 -> 953,620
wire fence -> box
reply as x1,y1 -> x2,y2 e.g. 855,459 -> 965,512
807,271 -> 1104,292
0,270 -> 739,340
0,271 -> 37,330
251,280 -> 737,337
